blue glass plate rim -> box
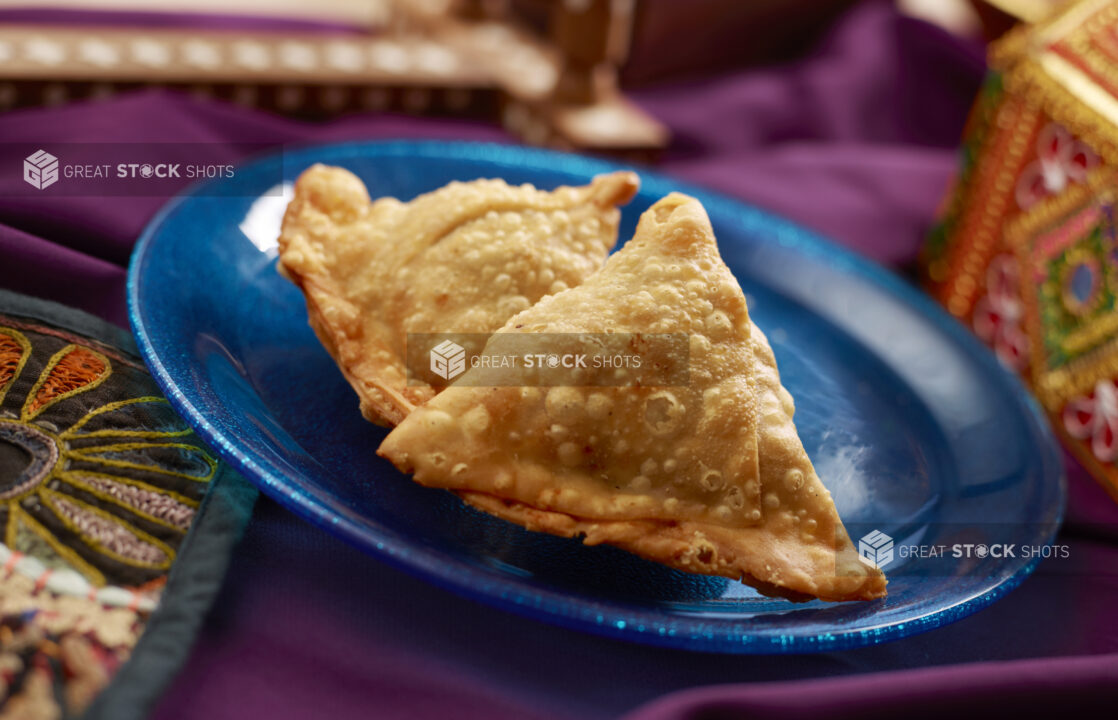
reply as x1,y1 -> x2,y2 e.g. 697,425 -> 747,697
127,139 -> 1065,654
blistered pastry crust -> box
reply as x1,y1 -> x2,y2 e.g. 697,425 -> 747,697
277,164 -> 638,426
379,194 -> 762,528
456,325 -> 885,602
378,194 -> 887,601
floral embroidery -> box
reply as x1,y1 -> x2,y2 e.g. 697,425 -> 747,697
1063,379 -> 1118,463
972,254 -> 1029,370
23,345 -> 109,420
1015,123 -> 1098,210
0,317 -> 216,717
0,330 -> 212,588
0,330 -> 29,405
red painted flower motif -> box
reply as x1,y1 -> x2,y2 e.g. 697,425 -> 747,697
1063,380 -> 1118,463
1015,123 -> 1098,210
972,254 -> 1028,370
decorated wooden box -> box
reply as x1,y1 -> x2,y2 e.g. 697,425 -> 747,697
923,0 -> 1118,501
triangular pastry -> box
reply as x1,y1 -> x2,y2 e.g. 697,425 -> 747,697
278,164 -> 639,426
378,194 -> 887,601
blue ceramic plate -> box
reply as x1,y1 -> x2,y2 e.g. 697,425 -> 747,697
128,141 -> 1065,653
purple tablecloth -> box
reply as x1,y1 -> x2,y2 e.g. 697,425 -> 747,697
2,3 -> 1117,718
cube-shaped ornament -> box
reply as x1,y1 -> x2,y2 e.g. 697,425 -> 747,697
923,0 -> 1118,502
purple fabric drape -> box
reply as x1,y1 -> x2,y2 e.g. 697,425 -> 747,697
625,653 -> 1118,720
1,2 -> 1116,718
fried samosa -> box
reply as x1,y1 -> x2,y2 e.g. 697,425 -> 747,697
377,193 -> 886,602
277,164 -> 639,426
